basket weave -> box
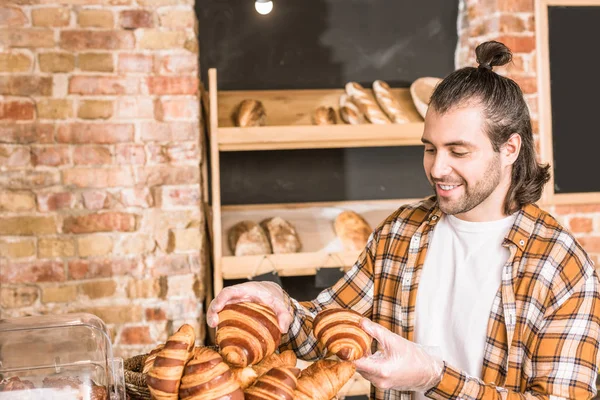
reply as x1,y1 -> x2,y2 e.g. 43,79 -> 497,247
124,354 -> 151,400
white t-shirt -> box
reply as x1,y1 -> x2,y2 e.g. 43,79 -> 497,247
413,213 -> 516,399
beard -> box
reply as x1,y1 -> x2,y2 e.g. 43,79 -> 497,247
432,155 -> 501,216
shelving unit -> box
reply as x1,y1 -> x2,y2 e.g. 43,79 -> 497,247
207,67 -> 426,398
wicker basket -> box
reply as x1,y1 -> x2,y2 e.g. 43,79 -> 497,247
124,354 -> 151,400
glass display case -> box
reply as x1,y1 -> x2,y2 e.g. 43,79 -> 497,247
0,313 -> 125,400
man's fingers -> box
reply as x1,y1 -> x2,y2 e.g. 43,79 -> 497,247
360,318 -> 391,350
353,351 -> 385,375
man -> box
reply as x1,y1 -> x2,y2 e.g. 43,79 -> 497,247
207,41 -> 600,399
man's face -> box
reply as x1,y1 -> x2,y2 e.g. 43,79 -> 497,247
422,105 -> 507,219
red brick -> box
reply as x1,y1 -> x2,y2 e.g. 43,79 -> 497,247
147,76 -> 198,95
69,76 -> 139,95
68,258 -> 142,280
154,186 -> 200,208
120,188 -> 153,208
524,95 -> 538,115
0,29 -> 55,48
73,146 -> 112,165
569,217 -> 593,234
60,30 -> 134,51
0,100 -> 35,120
31,146 -> 70,166
555,204 -> 600,215
32,7 -> 70,27
62,167 -> 135,188
498,0 -> 534,12
140,122 -> 196,142
155,98 -> 199,121
1,261 -> 65,284
495,35 -> 535,53
117,53 -> 153,73
0,216 -> 57,235
148,142 -> 199,163
146,254 -> 191,276
119,326 -> 153,345
0,76 -> 53,96
136,165 -> 199,186
57,123 -> 134,144
115,144 -> 146,164
0,124 -> 53,144
158,9 -> 195,29
37,192 -> 75,212
120,10 -> 154,29
0,170 -> 60,189
82,190 -> 108,210
0,145 -> 30,167
145,307 -> 167,321
580,236 -> 600,254
0,7 -> 28,26
498,14 -> 527,33
510,75 -> 537,95
0,52 -> 32,72
154,53 -> 197,74
115,97 -> 154,119
63,212 -> 137,234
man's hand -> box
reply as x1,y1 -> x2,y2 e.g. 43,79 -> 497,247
353,318 -> 444,393
207,281 -> 293,333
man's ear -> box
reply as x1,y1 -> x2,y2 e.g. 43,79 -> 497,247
502,133 -> 521,166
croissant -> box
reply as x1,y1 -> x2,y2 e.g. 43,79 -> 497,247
216,302 -> 281,367
294,359 -> 356,400
244,366 -> 301,400
179,347 -> 244,400
143,343 -> 165,374
252,350 -> 297,377
313,308 -> 372,361
147,324 -> 195,400
231,366 -> 258,390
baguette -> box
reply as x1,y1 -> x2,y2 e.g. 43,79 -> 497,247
345,82 -> 389,124
339,94 -> 364,125
373,80 -> 411,123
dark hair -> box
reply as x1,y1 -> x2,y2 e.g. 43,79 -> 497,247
429,40 -> 550,214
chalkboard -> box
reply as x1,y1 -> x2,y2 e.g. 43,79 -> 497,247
198,0 -> 458,90
219,147 -> 433,205
548,6 -> 600,194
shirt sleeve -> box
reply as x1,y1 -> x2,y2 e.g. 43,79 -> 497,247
425,272 -> 600,400
278,226 -> 381,361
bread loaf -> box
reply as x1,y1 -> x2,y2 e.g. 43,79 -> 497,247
345,82 -> 389,124
313,106 -> 337,125
252,350 -> 297,378
216,302 -> 282,367
313,309 -> 372,361
334,210 -> 372,251
179,347 -> 244,400
232,99 -> 266,127
244,366 -> 301,400
143,343 -> 165,374
260,217 -> 301,254
373,80 -> 411,123
339,94 -> 364,125
294,360 -> 356,400
3,377 -> 35,391
228,221 -> 272,256
147,324 -> 196,400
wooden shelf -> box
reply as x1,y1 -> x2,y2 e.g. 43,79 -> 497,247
218,122 -> 424,151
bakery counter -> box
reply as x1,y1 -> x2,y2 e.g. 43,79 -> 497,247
219,199 -> 410,279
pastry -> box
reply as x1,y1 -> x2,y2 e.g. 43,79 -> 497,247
260,217 -> 302,254
147,324 -> 196,400
373,80 -> 410,123
228,221 -> 272,256
231,366 -> 259,390
313,106 -> 337,125
232,99 -> 266,127
313,308 -> 372,361
294,360 -> 356,400
143,343 -> 165,374
334,210 -> 372,251
244,366 -> 300,400
216,302 -> 281,367
252,350 -> 297,378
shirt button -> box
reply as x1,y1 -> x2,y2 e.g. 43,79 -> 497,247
431,215 -> 438,221
519,239 -> 525,246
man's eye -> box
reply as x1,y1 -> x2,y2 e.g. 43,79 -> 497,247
424,148 -> 435,154
452,152 -> 468,157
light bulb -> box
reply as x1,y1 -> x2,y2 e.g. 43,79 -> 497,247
255,0 -> 273,15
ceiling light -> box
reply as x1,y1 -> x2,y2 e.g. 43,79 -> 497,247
255,0 -> 273,15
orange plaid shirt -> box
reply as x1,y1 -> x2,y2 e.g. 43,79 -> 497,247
281,196 -> 600,399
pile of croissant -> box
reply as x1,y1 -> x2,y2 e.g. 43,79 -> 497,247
144,302 -> 372,400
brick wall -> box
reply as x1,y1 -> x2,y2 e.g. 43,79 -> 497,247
457,0 -> 599,266
0,0 -> 207,358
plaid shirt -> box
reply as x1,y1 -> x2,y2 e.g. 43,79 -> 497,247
281,196 -> 600,400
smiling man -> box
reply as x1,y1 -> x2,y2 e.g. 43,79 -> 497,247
207,41 -> 600,399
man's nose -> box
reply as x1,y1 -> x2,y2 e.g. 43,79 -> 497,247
430,154 -> 452,179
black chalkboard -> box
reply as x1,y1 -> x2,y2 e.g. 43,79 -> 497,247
219,147 -> 433,205
548,6 -> 600,194
198,0 -> 458,90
